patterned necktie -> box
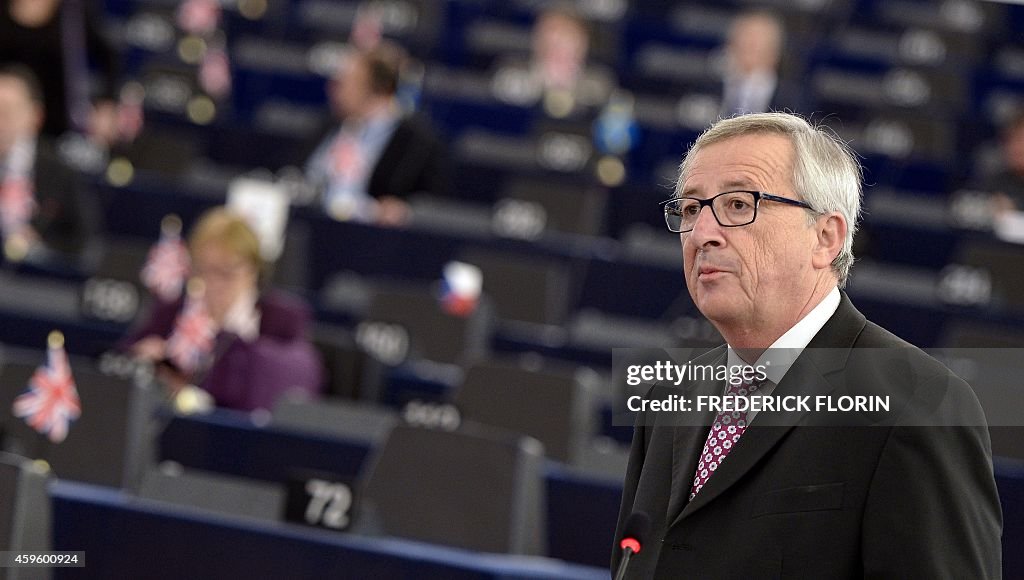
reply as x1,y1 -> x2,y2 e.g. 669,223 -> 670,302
0,176 -> 36,238
690,379 -> 764,500
330,132 -> 365,184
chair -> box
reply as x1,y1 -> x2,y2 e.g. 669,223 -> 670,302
494,178 -> 609,238
572,439 -> 630,481
138,462 -> 285,522
453,360 -> 599,464
79,236 -> 152,324
360,422 -> 546,555
457,248 -> 573,327
271,397 -> 398,444
0,356 -> 161,489
310,324 -> 385,402
361,286 -> 493,366
936,323 -> 1024,462
268,218 -> 312,292
951,238 -> 1024,312
125,123 -> 204,177
0,452 -> 51,566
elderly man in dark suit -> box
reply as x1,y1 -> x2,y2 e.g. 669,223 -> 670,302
614,112 -> 1002,578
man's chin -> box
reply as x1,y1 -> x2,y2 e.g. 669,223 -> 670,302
694,294 -> 739,326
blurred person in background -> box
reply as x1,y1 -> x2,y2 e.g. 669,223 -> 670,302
491,3 -> 615,119
0,64 -> 97,265
0,0 -> 122,145
123,207 -> 324,412
985,110 -> 1024,215
304,41 -> 449,227
719,9 -> 802,117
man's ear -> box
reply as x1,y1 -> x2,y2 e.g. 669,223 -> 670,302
811,213 -> 847,271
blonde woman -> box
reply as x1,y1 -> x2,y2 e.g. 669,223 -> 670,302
124,208 -> 323,412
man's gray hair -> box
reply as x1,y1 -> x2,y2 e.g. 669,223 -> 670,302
676,112 -> 863,288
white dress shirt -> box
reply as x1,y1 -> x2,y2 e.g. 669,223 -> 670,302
725,286 -> 841,422
721,70 -> 778,116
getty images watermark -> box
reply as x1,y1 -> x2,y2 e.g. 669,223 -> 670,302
623,358 -> 889,415
613,347 -> 1024,427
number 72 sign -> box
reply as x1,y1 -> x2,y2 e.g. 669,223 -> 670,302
284,472 -> 357,531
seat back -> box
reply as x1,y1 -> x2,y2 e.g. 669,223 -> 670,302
310,325 -> 385,402
952,239 -> 1024,312
361,286 -> 492,366
361,422 -> 546,555
497,178 -> 609,237
459,249 -> 573,326
80,236 -> 151,324
0,451 -> 51,573
271,397 -> 398,444
138,463 -> 285,522
454,361 -> 597,463
0,356 -> 160,489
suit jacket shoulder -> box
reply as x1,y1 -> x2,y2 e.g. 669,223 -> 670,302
368,113 -> 450,200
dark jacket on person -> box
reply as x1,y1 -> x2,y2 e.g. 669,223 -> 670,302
306,113 -> 450,201
614,292 -> 1002,578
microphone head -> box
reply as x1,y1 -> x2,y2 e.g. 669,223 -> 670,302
619,511 -> 651,554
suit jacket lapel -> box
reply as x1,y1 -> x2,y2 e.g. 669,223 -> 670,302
668,293 -> 867,528
666,348 -> 726,525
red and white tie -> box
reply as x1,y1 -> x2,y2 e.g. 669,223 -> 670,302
690,379 -> 765,500
330,133 -> 364,183
0,176 -> 36,237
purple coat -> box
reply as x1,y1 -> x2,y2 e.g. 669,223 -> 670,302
123,291 -> 324,412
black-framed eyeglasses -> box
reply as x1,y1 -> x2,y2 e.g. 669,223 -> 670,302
663,190 -> 816,233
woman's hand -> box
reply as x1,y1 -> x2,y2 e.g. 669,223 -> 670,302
131,335 -> 167,361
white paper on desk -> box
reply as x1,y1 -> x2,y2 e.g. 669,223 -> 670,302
227,177 -> 289,261
993,210 -> 1024,245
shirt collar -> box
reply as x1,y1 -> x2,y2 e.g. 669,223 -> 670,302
727,286 -> 841,385
342,103 -> 401,136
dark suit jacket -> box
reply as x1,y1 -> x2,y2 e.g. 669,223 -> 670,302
367,115 -> 449,200
614,293 -> 1002,578
29,141 -> 98,257
306,114 -> 450,201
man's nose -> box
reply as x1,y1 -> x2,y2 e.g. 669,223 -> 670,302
687,205 -> 723,247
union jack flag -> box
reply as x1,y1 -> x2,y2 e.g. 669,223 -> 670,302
0,176 -> 36,237
141,225 -> 191,302
12,334 -> 81,444
165,288 -> 216,376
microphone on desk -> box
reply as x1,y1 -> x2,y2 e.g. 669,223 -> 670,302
614,511 -> 651,580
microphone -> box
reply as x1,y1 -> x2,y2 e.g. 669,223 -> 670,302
614,511 -> 651,580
